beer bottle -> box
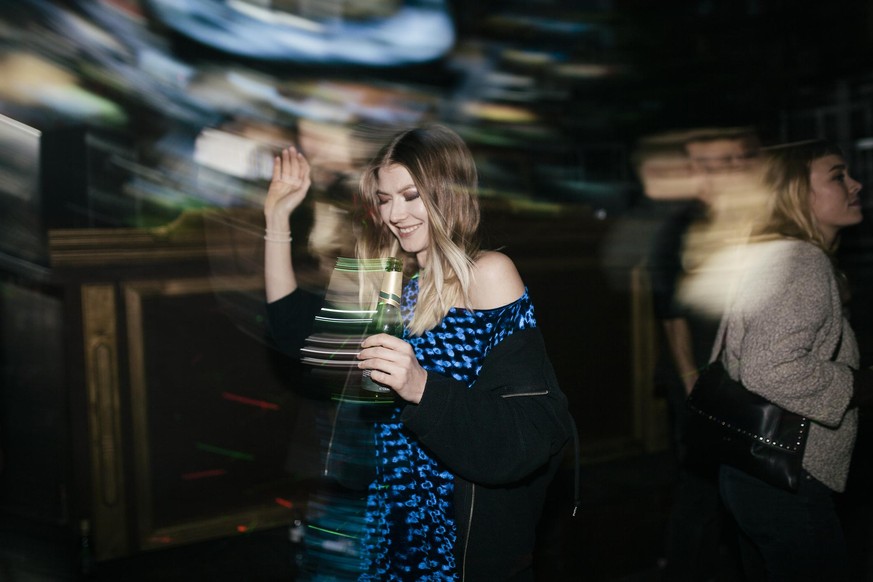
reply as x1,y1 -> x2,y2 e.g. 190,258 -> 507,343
361,257 -> 403,394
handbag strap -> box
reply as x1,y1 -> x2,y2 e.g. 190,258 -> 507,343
709,317 -> 729,364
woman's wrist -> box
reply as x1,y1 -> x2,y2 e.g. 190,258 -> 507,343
264,227 -> 292,243
264,205 -> 292,226
264,211 -> 292,242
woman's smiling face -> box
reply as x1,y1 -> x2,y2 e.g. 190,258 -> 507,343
377,164 -> 431,265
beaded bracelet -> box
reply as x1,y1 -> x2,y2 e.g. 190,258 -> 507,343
264,228 -> 292,243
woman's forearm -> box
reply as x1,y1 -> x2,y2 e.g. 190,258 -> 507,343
263,147 -> 311,303
264,213 -> 297,303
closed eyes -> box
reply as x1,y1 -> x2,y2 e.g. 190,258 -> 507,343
376,191 -> 420,205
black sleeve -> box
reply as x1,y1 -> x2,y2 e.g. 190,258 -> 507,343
265,289 -> 324,357
400,328 -> 572,486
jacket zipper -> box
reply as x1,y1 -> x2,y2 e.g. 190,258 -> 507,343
461,483 -> 475,581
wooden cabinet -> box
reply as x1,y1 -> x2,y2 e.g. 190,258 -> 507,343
1,210 -> 313,561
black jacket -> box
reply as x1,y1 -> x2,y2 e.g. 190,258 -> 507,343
402,326 -> 574,581
267,289 -> 576,581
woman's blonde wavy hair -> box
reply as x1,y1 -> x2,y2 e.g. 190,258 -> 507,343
758,139 -> 846,253
355,125 -> 482,335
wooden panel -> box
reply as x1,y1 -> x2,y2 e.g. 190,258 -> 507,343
123,276 -> 303,552
0,281 -> 67,522
81,284 -> 128,560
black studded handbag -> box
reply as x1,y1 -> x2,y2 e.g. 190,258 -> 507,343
684,332 -> 841,493
685,360 -> 809,492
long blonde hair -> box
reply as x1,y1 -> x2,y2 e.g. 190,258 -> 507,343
758,139 -> 846,253
356,125 -> 481,335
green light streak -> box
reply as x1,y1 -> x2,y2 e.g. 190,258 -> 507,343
306,524 -> 359,539
196,442 -> 254,461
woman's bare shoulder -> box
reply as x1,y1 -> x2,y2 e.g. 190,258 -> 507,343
468,251 -> 525,309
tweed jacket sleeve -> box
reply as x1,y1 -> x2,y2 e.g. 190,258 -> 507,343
723,239 -> 856,427
399,327 -> 573,486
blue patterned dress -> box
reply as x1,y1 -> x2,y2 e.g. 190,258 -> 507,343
359,275 -> 536,581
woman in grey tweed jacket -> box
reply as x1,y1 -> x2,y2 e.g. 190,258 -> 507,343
715,140 -> 866,581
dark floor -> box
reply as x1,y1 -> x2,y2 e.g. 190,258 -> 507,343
22,441 -> 873,582
21,446 -> 873,581
0,450 -> 719,582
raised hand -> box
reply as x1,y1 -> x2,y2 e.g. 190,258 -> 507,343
265,147 -> 312,221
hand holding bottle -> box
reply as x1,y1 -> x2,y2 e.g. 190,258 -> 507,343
358,333 -> 427,404
360,257 -> 404,396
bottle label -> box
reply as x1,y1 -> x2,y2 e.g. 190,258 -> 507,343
378,290 -> 401,306
380,270 -> 402,308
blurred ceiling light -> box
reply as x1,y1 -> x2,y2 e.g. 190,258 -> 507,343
61,3 -> 128,56
0,52 -> 126,123
502,49 -> 557,67
485,72 -> 535,89
554,62 -> 615,79
227,0 -> 325,33
194,128 -> 280,181
0,53 -> 76,103
145,0 -> 455,65
461,101 -> 538,124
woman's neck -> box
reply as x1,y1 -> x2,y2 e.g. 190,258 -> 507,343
416,250 -> 428,268
820,228 -> 838,250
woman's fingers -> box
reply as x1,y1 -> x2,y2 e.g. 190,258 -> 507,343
357,335 -> 426,404
264,146 -> 312,221
270,148 -> 311,192
286,148 -> 310,185
272,154 -> 282,182
360,333 -> 407,351
358,333 -> 415,368
282,147 -> 298,181
360,359 -> 409,393
297,151 -> 311,183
